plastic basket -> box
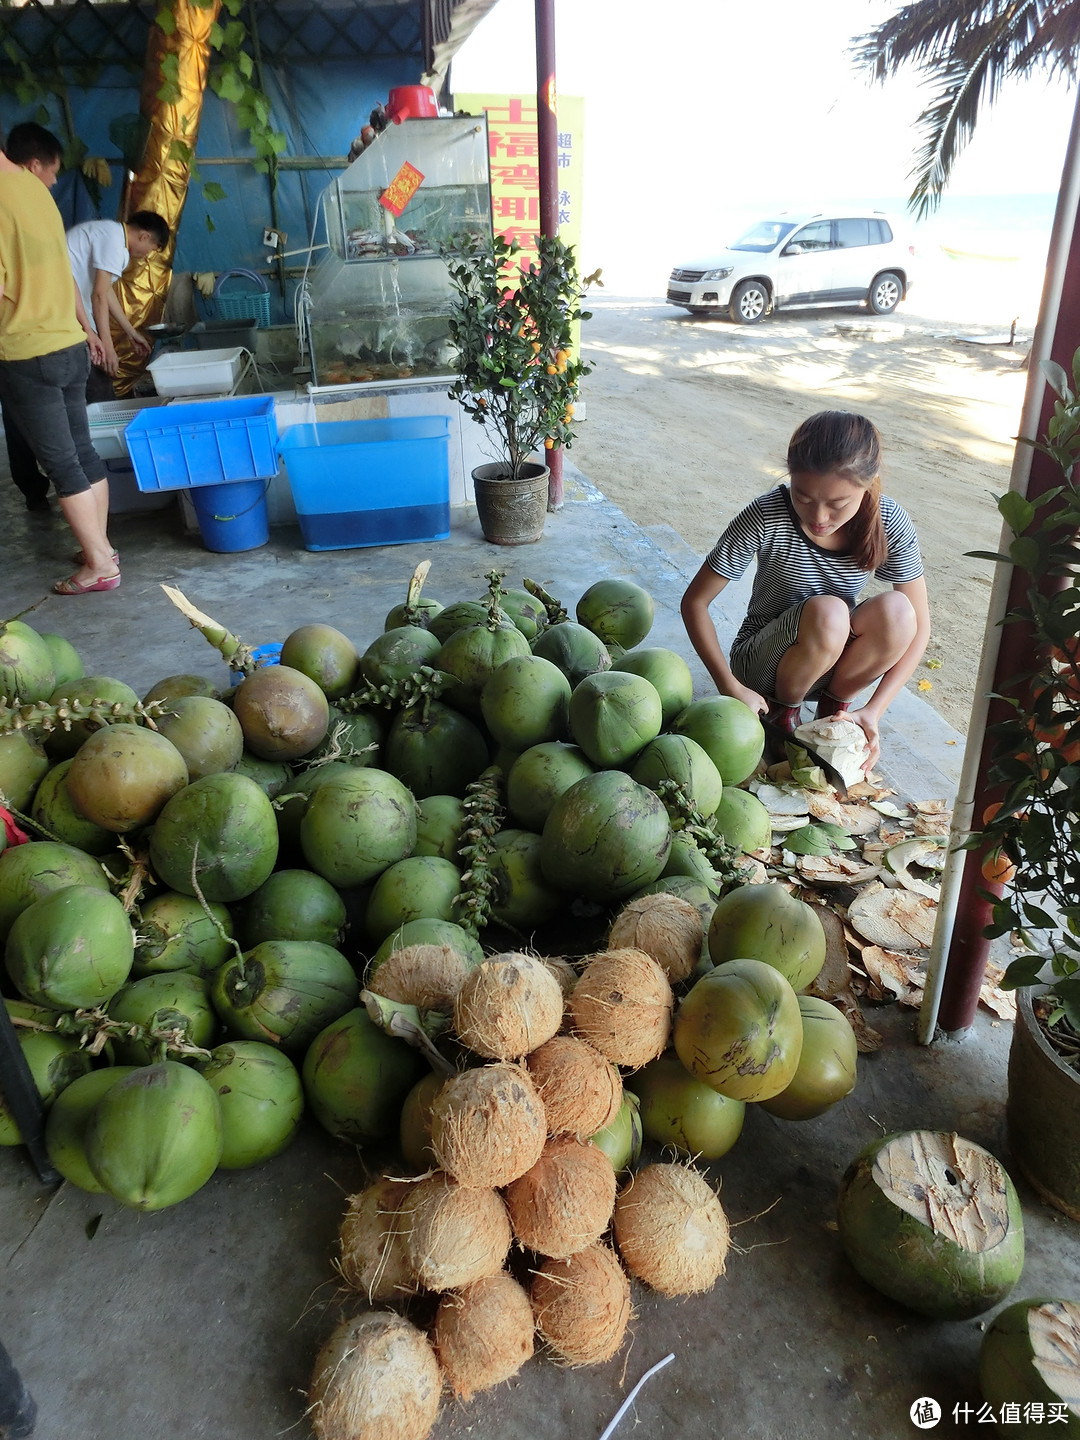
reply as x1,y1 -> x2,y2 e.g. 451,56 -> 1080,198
125,396 -> 279,492
213,268 -> 272,328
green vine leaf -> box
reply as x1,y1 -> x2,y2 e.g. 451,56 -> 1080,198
998,491 -> 1035,535
202,181 -> 227,203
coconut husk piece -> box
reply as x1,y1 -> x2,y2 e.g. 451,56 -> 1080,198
860,945 -> 927,1007
912,811 -> 952,837
911,798 -> 950,814
796,854 -> 882,886
847,888 -> 937,952
804,902 -> 882,1052
980,960 -> 1018,1022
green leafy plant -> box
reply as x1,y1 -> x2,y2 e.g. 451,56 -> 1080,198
967,346 -> 1080,1041
443,232 -> 593,481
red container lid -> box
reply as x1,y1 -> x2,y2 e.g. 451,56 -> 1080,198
386,85 -> 439,123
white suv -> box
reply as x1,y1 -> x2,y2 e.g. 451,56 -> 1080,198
666,212 -> 914,324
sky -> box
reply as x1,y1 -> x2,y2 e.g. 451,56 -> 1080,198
449,0 -> 1079,290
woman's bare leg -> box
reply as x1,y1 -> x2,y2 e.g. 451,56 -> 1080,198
773,595 -> 851,705
827,592 -> 917,699
58,486 -> 118,584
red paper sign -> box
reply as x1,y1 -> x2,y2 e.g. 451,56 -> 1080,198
379,161 -> 425,217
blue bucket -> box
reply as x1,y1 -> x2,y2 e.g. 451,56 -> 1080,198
229,643 -> 283,687
191,479 -> 269,552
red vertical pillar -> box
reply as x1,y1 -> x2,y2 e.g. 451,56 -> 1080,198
535,0 -> 563,509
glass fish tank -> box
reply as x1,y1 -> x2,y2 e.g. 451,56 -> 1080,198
305,115 -> 491,387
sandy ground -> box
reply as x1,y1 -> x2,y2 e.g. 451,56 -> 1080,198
572,291 -> 1033,734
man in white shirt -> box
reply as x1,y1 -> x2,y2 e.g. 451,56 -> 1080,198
66,210 -> 169,400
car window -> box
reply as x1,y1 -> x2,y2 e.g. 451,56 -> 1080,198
787,221 -> 832,252
874,219 -> 893,243
836,218 -> 871,248
729,220 -> 797,252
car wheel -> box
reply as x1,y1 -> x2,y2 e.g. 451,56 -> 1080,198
869,272 -> 902,315
729,280 -> 768,325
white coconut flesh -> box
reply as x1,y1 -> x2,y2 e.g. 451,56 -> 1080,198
872,1132 -> 1010,1252
847,889 -> 937,951
1030,1302 -> 1080,1414
793,717 -> 871,786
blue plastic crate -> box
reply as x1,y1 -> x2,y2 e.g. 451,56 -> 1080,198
279,416 -> 451,551
125,396 -> 279,492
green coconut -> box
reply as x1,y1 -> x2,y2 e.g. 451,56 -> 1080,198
44,675 -> 140,759
232,750 -> 294,798
612,647 -> 693,727
576,578 -> 655,649
500,587 -> 549,640
979,1298 -> 1080,1434
532,621 -> 612,688
300,767 -> 416,888
6,884 -> 134,1011
384,596 -> 444,631
383,700 -> 490,799
488,828 -> 561,931
365,856 -> 462,946
231,665 -> 330,762
358,624 -> 442,687
708,883 -> 826,992
133,891 -> 234,978
481,654 -> 571,751
302,1006 -> 426,1143
149,772 -> 279,903
589,1091 -> 643,1173
153,696 -> 245,781
836,1130 -> 1026,1319
84,1060 -> 224,1210
712,787 -> 772,853
39,632 -> 84,691
661,833 -> 722,894
0,840 -> 110,942
43,1065 -> 138,1189
631,733 -> 723,816
627,1051 -> 745,1160
673,958 -> 803,1101
274,759 -> 354,855
760,996 -> 858,1120
210,939 -> 359,1054
428,600 -> 488,644
371,918 -> 483,969
399,1070 -> 447,1173
506,741 -> 595,833
197,1040 -> 304,1168
279,623 -> 360,700
107,971 -> 217,1064
0,1026 -> 93,1145
414,794 -> 466,862
142,673 -> 218,707
0,730 -> 50,811
239,869 -> 347,949
30,759 -> 116,856
436,621 -> 531,712
0,619 -> 55,703
541,771 -> 672,902
65,723 -> 189,833
671,695 -> 766,786
568,670 -> 664,768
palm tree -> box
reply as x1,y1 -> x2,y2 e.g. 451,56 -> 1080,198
853,0 -> 1080,216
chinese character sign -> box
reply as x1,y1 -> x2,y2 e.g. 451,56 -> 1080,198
452,93 -> 585,275
379,161 -> 425,218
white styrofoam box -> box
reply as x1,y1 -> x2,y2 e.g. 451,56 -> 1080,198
86,396 -> 171,460
149,347 -> 244,398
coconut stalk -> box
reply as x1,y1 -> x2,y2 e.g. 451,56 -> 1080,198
160,584 -> 259,676
401,560 -> 432,626
656,779 -> 745,890
337,666 -> 446,723
523,576 -> 568,625
0,695 -> 167,737
453,767 -> 505,936
359,990 -> 455,1076
10,1005 -> 212,1063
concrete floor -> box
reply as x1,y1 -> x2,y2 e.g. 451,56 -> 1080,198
1,460 -> 1075,1440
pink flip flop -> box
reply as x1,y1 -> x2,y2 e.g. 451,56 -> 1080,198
53,571 -> 121,595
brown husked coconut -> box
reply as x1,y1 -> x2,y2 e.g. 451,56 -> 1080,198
541,954 -> 579,997
431,1063 -> 546,1189
400,1172 -> 511,1292
453,952 -> 564,1059
432,1272 -> 535,1400
505,1136 -> 617,1258
569,948 -> 673,1070
530,1244 -> 631,1367
368,944 -> 472,1012
308,1310 -> 441,1440
337,1176 -> 418,1303
608,893 -> 703,984
613,1161 -> 730,1296
526,1036 -> 622,1137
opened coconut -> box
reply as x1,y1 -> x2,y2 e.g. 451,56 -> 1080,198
430,1062 -> 546,1189
526,1035 -> 622,1137
432,1272 -> 535,1400
979,1298 -> 1080,1427
613,1161 -> 730,1296
530,1243 -> 630,1367
400,1172 -> 511,1291
836,1130 -> 1025,1319
308,1310 -> 440,1440
505,1136 -> 617,1258
453,953 -> 564,1060
608,893 -> 703,984
368,943 -> 474,1013
338,1175 -> 418,1303
569,948 -> 673,1069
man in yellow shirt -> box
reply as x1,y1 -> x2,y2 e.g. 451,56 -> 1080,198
0,141 -> 119,593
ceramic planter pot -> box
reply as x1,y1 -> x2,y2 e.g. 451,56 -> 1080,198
1007,986 -> 1080,1221
472,462 -> 549,546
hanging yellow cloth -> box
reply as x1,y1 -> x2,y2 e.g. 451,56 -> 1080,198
113,0 -> 221,395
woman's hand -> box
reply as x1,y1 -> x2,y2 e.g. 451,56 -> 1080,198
726,682 -> 768,716
847,707 -> 881,774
